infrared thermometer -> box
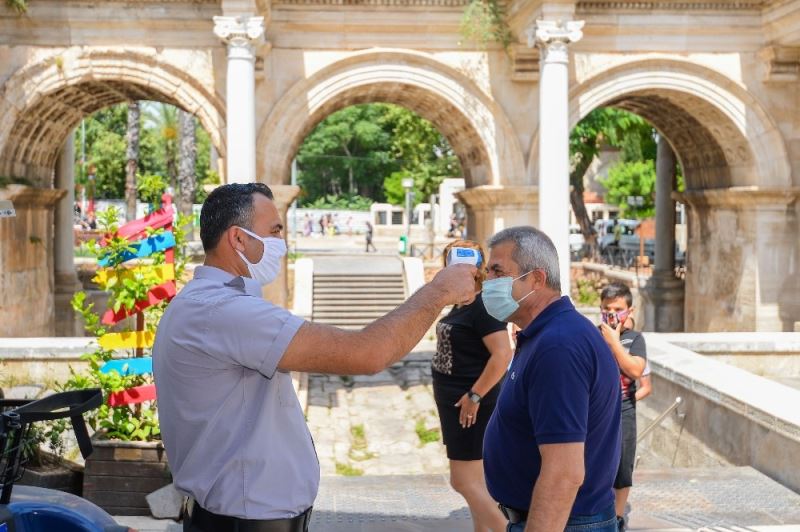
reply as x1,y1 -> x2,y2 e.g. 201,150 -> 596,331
447,247 -> 482,268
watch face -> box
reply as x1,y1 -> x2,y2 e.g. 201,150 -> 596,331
469,393 -> 481,403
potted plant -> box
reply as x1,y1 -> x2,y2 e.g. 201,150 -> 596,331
59,176 -> 191,515
15,419 -> 84,496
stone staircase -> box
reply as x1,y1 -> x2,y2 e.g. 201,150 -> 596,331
312,273 -> 406,329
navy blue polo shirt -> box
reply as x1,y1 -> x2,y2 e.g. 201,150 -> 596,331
483,296 -> 621,516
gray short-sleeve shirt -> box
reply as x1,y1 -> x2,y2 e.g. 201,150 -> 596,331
152,265 -> 318,519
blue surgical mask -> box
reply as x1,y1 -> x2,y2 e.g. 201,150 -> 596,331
482,271 -> 535,322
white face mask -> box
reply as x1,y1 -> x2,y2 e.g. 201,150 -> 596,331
235,227 -> 287,286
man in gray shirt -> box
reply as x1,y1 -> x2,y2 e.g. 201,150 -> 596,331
152,183 -> 477,532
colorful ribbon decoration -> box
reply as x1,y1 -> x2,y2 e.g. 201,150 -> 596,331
93,198 -> 176,407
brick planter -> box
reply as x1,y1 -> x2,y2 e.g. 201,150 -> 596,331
83,439 -> 171,515
19,459 -> 83,496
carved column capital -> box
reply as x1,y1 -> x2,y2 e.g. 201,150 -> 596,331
526,20 -> 584,64
213,15 -> 266,60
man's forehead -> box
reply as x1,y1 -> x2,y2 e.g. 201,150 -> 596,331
487,241 -> 516,268
253,195 -> 280,223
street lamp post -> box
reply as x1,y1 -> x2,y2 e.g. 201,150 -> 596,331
402,178 -> 414,256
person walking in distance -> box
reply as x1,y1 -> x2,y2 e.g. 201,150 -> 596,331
365,220 -> 377,252
432,240 -> 512,532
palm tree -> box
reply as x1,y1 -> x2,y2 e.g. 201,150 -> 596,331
177,110 -> 197,223
124,101 -> 140,221
144,102 -> 179,192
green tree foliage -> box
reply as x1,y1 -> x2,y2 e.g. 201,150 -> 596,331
570,108 -> 648,245
143,102 -> 179,189
73,101 -> 213,201
4,0 -> 27,14
601,160 -> 657,219
459,0 -> 513,50
383,104 -> 461,205
297,103 -> 461,207
297,104 -> 398,204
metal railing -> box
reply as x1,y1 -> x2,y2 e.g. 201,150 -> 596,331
637,396 -> 683,444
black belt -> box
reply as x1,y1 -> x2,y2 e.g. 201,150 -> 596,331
499,503 -> 528,524
186,500 -> 312,532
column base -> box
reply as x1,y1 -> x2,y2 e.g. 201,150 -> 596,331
55,272 -> 84,337
641,272 -> 685,332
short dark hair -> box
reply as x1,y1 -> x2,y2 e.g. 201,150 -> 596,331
600,282 -> 633,308
199,183 -> 274,252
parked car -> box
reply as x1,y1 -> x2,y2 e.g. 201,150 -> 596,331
594,218 -> 640,251
569,224 -> 587,260
594,219 -> 655,266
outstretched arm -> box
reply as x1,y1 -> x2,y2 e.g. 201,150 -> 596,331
279,264 -> 477,375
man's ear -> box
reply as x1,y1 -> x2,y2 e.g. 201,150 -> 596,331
227,226 -> 246,253
532,269 -> 547,290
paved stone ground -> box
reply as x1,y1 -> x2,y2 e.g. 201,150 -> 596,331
306,351 -> 448,477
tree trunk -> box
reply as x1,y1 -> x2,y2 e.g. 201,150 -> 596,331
177,110 -> 197,234
124,102 -> 140,222
342,143 -> 355,195
569,148 -> 598,255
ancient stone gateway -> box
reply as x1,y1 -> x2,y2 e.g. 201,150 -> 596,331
0,46 -> 226,336
0,0 -> 798,334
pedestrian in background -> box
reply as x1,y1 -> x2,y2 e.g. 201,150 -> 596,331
365,220 -> 377,252
432,240 -> 512,532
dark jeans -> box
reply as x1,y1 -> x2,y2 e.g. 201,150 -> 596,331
506,503 -> 618,532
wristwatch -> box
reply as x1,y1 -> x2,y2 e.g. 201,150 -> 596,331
468,390 -> 482,404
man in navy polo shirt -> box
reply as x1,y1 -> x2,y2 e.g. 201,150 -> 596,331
481,226 -> 621,532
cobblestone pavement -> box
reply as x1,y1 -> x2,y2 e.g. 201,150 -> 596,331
306,351 -> 448,477
113,349 -> 800,531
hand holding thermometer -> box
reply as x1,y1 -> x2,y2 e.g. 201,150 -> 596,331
447,247 -> 483,291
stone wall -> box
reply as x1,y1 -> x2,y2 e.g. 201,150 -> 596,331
0,185 -> 64,337
646,334 -> 800,492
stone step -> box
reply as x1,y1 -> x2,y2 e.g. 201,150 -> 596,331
313,311 -> 388,320
313,288 -> 406,295
313,274 -> 403,280
311,318 -> 375,329
313,279 -> 404,285
313,304 -> 398,312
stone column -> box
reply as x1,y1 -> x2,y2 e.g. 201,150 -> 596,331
677,187 -> 800,332
213,15 -> 265,184
641,135 -> 685,332
261,184 -> 301,309
54,136 -> 83,336
0,185 -> 65,336
532,19 -> 583,295
456,186 -> 539,248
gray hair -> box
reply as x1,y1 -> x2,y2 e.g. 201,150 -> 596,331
487,226 -> 561,291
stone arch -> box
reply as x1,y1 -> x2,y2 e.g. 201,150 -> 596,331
257,49 -> 525,189
527,58 -> 791,191
0,48 -> 226,185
